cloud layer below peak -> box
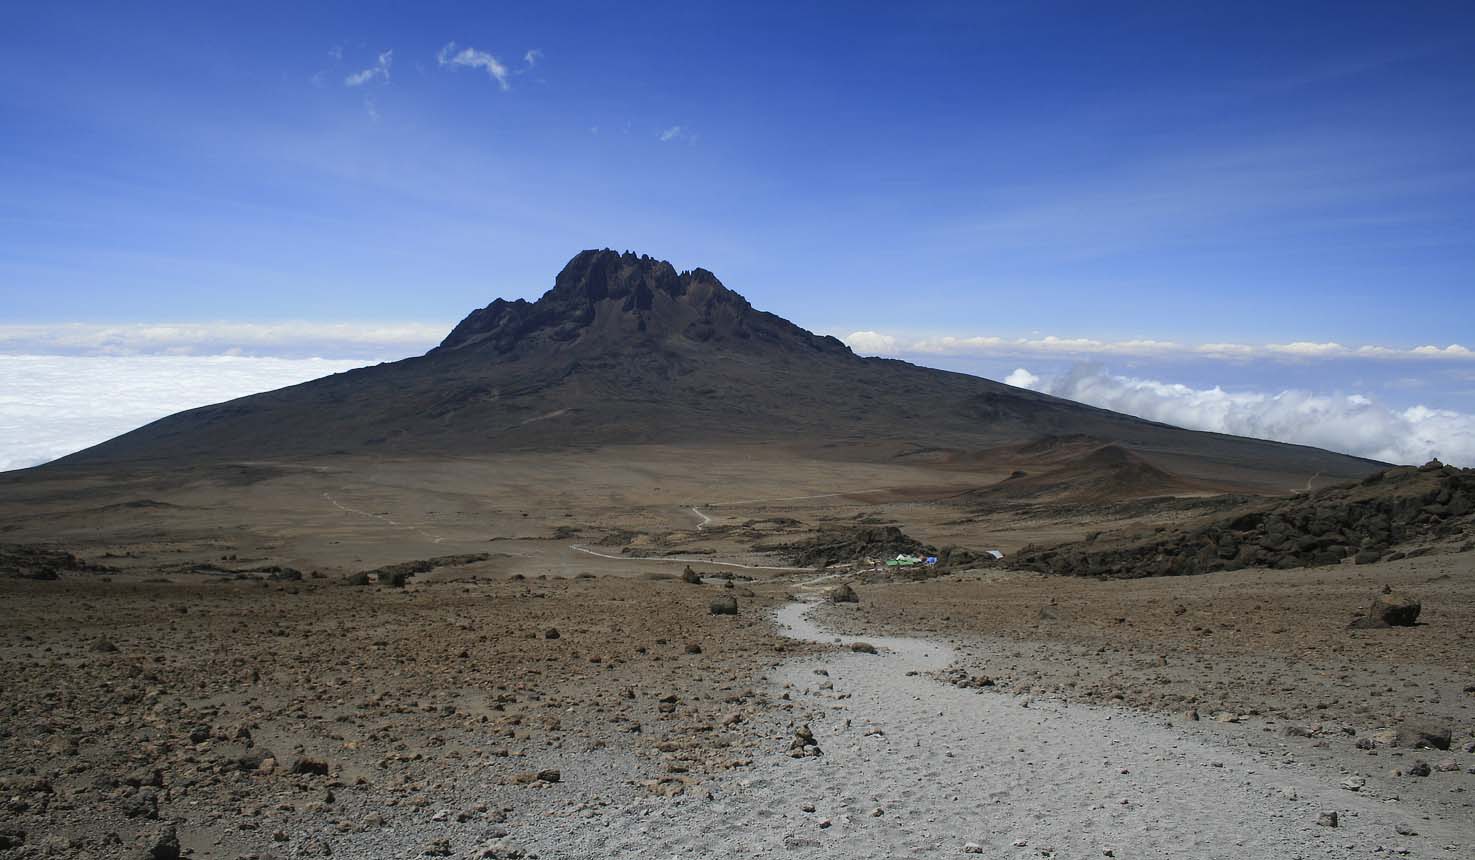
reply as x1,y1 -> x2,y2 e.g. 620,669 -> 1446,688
0,321 -> 446,359
843,330 -> 1474,363
0,355 -> 371,472
1006,363 -> 1474,467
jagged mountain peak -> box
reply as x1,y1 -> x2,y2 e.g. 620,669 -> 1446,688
435,249 -> 849,358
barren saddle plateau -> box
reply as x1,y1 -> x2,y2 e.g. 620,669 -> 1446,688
41,249 -> 1380,494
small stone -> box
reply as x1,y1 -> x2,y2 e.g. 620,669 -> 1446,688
849,642 -> 877,654
1317,811 -> 1338,828
543,628 -> 560,640
1340,776 -> 1366,792
963,843 -> 985,854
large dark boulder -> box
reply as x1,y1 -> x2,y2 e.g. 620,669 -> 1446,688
1348,590 -> 1421,628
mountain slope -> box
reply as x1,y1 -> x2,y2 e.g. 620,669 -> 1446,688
49,250 -> 1384,489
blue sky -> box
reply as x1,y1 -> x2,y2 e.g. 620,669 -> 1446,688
2,1 -> 1475,466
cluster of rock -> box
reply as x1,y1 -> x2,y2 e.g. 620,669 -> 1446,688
766,525 -> 933,568
1013,461 -> 1473,579
345,553 -> 492,587
764,526 -> 990,573
1,543 -> 113,580
788,724 -> 822,758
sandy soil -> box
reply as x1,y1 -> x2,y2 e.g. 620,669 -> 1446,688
3,555 -> 1471,859
2,447 -> 1471,858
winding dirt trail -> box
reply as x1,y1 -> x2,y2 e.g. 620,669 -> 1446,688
322,491 -> 445,544
529,598 -> 1466,859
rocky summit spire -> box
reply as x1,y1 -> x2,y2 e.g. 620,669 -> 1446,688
434,249 -> 849,358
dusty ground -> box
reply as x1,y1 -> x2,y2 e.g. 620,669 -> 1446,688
1,446 -> 1472,858
0,572 -> 813,859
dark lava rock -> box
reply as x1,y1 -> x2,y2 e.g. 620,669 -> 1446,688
544,627 -> 560,640
771,525 -> 933,568
536,769 -> 561,783
682,565 -> 703,585
1012,464 -> 1475,579
1349,591 -> 1421,628
146,825 -> 180,860
90,638 -> 120,653
709,596 -> 737,615
2,543 -> 114,579
850,641 -> 878,654
290,757 -> 330,776
1394,724 -> 1452,750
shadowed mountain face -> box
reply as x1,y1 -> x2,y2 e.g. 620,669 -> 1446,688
48,249 -> 1382,489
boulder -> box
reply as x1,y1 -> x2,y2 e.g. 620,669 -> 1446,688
146,825 -> 180,860
290,757 -> 330,776
1392,724 -> 1452,750
827,583 -> 859,604
1348,591 -> 1421,628
681,566 -> 703,585
708,596 -> 737,615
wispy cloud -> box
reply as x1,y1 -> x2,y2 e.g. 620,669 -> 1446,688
524,49 -> 543,67
0,322 -> 448,359
345,49 -> 393,87
438,42 -> 510,89
1006,363 -> 1475,467
842,331 -> 1475,363
659,125 -> 697,143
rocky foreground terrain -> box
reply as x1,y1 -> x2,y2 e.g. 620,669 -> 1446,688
0,571 -> 816,859
2,538 -> 1472,859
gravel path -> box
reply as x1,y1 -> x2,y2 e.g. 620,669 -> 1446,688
425,599 -> 1471,859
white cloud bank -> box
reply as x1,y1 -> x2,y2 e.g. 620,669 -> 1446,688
0,321 -> 446,359
0,355 -> 373,472
843,331 -> 1475,363
1005,364 -> 1475,467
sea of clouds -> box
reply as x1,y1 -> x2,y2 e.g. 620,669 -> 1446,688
1002,365 -> 1475,467
0,354 -> 372,471
4,323 -> 1473,472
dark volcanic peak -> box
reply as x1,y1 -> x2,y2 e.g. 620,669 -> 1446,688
436,249 -> 850,358
43,247 -> 1386,489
